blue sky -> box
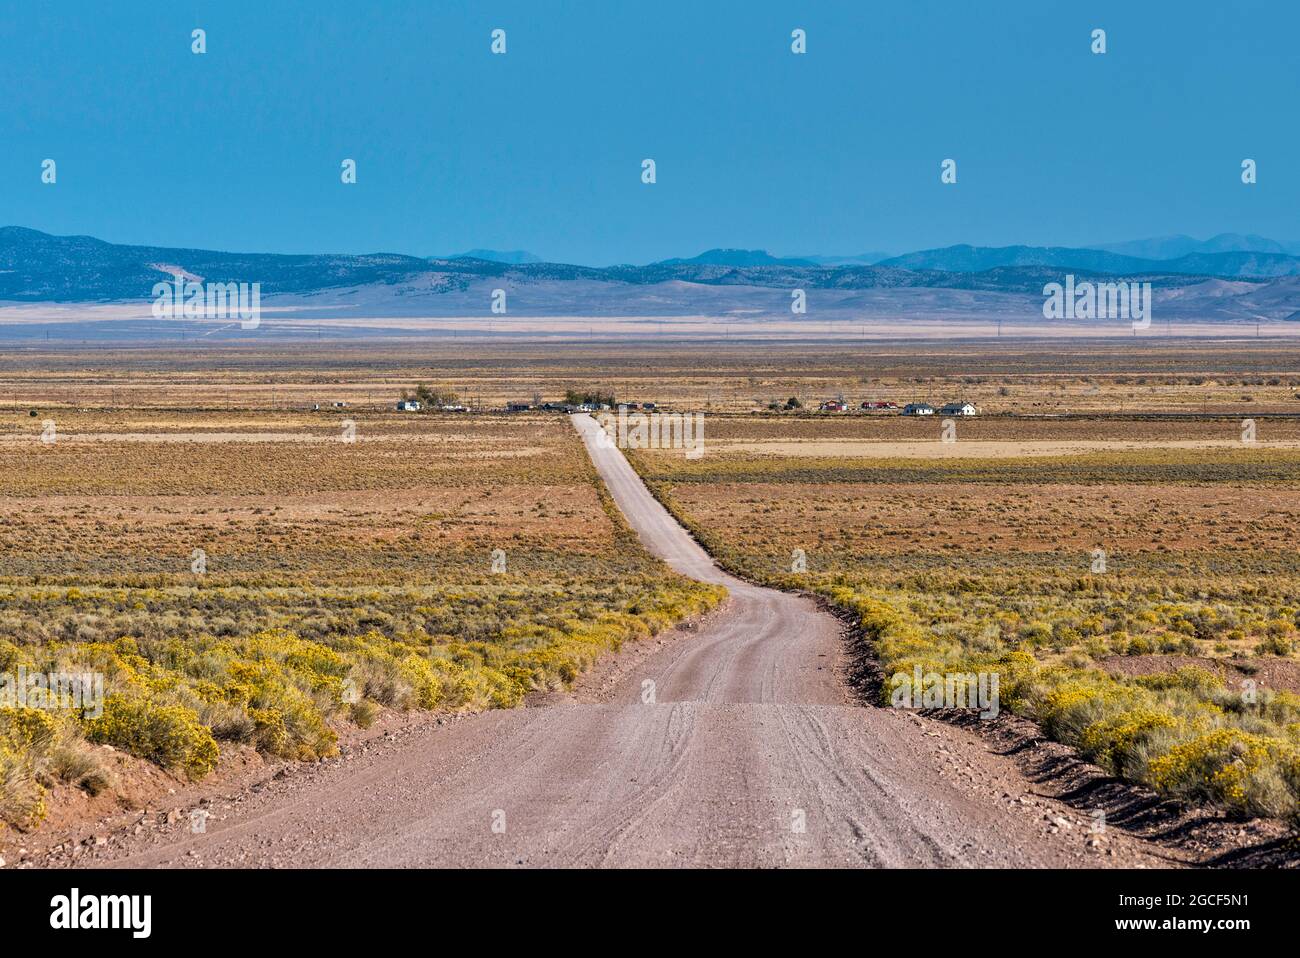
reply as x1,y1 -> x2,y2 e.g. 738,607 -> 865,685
1,0 -> 1295,264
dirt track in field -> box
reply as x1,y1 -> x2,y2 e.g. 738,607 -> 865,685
57,415 -> 1173,868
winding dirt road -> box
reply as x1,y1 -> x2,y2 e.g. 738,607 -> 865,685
64,414 -> 1164,868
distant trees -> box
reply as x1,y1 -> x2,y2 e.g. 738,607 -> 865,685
402,384 -> 460,408
766,397 -> 803,411
759,395 -> 800,410
564,388 -> 616,407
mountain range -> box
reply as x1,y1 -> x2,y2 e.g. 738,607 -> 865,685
441,235 -> 1300,271
1094,233 -> 1300,259
875,242 -> 1300,278
439,249 -> 543,264
1,227 -> 1298,329
429,236 -> 1300,273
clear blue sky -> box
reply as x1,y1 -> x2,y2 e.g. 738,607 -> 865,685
1,0 -> 1295,264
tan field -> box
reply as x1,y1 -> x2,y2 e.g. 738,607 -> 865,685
3,339 -> 1299,867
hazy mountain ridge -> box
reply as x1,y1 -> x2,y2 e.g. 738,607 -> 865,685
1094,233 -> 1300,259
0,227 -> 438,301
1,228 -> 1297,330
1,227 -> 1268,303
653,248 -> 820,267
877,243 -> 1300,277
798,251 -> 893,266
439,249 -> 543,264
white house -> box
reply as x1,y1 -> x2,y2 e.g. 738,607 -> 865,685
396,400 -> 421,412
901,403 -> 935,416
939,402 -> 977,416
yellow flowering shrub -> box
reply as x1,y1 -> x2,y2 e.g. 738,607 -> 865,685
84,695 -> 219,779
819,583 -> 1300,819
1,564 -> 726,828
1147,729 -> 1300,816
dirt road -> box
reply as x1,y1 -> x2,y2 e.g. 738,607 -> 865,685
62,414 -> 1166,868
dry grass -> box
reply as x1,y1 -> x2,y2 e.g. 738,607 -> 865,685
630,411 -> 1300,821
0,405 -> 724,829
5,340 -> 1300,415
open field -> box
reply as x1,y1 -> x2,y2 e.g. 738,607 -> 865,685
0,404 -> 723,830
631,410 -> 1300,823
5,340 -> 1300,854
5,339 -> 1300,415
27,412 -> 1188,870
7,293 -> 1300,347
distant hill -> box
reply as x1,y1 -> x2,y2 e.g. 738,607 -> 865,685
440,249 -> 543,264
654,248 -> 818,267
797,252 -> 893,267
877,243 -> 1300,278
1095,233 -> 1300,260
0,226 -> 436,301
2,227 -> 1297,331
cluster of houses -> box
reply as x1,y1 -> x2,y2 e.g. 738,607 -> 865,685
904,401 -> 978,417
389,394 -> 977,417
395,400 -> 470,412
394,399 -> 660,414
817,399 -> 978,416
509,401 -> 657,414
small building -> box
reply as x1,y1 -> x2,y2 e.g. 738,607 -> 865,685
939,402 -> 978,417
507,402 -> 532,412
901,403 -> 935,416
332,401 -> 348,408
396,400 -> 422,412
820,400 -> 847,412
861,401 -> 898,411
440,404 -> 470,413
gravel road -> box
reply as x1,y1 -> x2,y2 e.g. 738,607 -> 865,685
67,414 -> 1166,868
